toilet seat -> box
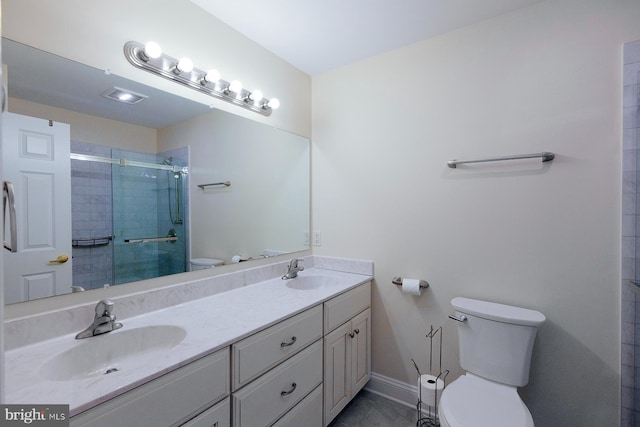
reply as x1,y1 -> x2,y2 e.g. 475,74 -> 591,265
438,374 -> 534,427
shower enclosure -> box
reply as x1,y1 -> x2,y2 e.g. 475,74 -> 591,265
71,142 -> 188,289
621,39 -> 640,427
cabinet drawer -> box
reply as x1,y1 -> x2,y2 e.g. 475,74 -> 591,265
70,347 -> 230,427
232,340 -> 323,427
232,305 -> 322,390
181,397 -> 230,427
272,384 -> 323,427
324,282 -> 371,333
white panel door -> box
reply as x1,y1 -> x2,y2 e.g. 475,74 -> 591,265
2,112 -> 72,303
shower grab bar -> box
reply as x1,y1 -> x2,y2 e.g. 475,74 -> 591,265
72,236 -> 112,247
447,152 -> 555,168
124,236 -> 178,244
70,153 -> 189,174
198,181 -> 231,189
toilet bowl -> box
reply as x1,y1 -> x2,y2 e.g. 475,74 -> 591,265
189,258 -> 224,271
438,374 -> 533,427
439,297 -> 545,427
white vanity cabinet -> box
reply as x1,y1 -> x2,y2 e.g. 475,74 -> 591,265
323,282 -> 372,426
70,347 -> 230,427
231,306 -> 324,427
65,278 -> 372,427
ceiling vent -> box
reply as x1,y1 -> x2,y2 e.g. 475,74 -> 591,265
101,87 -> 148,104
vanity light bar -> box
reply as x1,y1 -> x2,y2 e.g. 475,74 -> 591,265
123,41 -> 279,116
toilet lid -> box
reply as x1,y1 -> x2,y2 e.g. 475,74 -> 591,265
439,374 -> 534,427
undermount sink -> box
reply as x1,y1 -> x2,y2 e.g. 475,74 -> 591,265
285,275 -> 339,290
39,325 -> 187,381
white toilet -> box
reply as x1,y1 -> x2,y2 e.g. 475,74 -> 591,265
189,258 -> 224,271
439,297 -> 545,427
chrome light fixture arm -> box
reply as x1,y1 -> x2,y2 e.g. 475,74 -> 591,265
123,41 -> 279,116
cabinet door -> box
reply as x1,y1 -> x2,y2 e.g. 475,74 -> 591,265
272,385 -> 323,427
70,348 -> 230,427
323,322 -> 352,425
180,397 -> 230,427
351,308 -> 371,394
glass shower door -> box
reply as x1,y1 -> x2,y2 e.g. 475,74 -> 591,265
111,149 -> 187,284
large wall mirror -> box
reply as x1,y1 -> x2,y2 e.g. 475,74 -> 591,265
2,38 -> 310,305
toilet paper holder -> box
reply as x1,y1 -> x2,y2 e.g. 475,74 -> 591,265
392,276 -> 430,289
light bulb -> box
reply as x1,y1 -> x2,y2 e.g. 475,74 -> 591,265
143,41 -> 162,60
204,69 -> 220,84
267,98 -> 280,110
176,57 -> 194,73
249,90 -> 263,103
229,80 -> 243,93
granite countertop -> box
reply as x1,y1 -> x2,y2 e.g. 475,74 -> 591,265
5,267 -> 372,416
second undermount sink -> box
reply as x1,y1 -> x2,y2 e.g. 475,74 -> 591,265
285,274 -> 340,290
39,325 -> 187,381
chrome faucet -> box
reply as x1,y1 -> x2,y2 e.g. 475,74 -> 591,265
75,299 -> 123,339
282,258 -> 304,279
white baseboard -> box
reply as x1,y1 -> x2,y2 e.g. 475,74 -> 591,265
364,372 -> 441,418
364,372 -> 417,409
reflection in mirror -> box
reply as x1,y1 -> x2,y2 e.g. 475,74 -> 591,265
2,38 -> 310,304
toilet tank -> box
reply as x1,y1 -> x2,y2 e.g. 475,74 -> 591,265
452,297 -> 545,387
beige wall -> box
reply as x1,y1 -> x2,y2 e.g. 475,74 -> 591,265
2,0 -> 311,138
8,98 -> 157,152
312,0 -> 640,425
158,109 -> 310,262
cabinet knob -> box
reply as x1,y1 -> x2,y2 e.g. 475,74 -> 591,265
354,329 -> 360,334
280,336 -> 297,347
349,332 -> 355,338
280,382 -> 297,396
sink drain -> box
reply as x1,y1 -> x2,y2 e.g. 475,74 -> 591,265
104,368 -> 119,375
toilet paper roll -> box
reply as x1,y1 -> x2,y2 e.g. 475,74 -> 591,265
402,278 -> 422,296
417,374 -> 445,404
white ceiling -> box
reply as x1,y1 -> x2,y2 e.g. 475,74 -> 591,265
4,39 -> 211,129
191,0 -> 547,75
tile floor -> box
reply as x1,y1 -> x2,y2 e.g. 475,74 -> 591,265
329,390 -> 439,427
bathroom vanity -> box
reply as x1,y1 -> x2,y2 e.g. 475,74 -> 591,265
4,257 -> 372,427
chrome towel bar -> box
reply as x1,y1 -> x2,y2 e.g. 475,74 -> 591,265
124,236 -> 178,243
3,181 -> 17,252
197,181 -> 231,189
447,152 -> 555,168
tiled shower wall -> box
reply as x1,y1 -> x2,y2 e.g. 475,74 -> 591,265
70,141 -> 113,290
622,39 -> 640,427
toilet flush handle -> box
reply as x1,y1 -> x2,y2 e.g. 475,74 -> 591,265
448,313 -> 467,323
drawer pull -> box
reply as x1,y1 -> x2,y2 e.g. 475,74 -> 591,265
280,336 -> 297,347
280,382 -> 297,396
354,328 -> 360,334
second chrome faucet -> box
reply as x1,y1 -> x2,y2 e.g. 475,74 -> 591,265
282,258 -> 304,279
76,299 -> 123,339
